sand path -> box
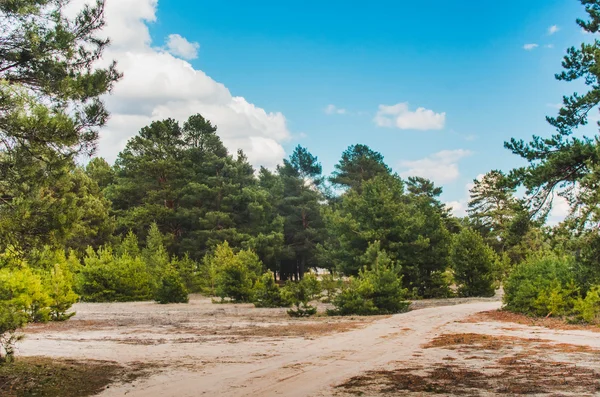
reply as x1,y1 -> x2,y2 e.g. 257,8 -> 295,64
92,302 -> 501,396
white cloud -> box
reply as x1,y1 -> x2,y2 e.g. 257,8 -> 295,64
547,195 -> 571,226
399,149 -> 472,184
374,103 -> 446,130
73,0 -> 291,169
324,104 -> 347,115
548,25 -> 560,35
165,34 -> 200,60
544,44 -> 554,49
444,174 -> 484,217
446,200 -> 466,217
523,43 -> 539,50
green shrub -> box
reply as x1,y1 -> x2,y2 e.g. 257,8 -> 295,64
574,286 -> 600,323
0,303 -> 26,363
155,266 -> 189,304
171,254 -> 202,293
0,267 -> 51,323
503,255 -> 578,317
450,228 -> 497,297
202,242 -> 264,302
78,247 -> 154,302
253,273 -> 292,308
301,272 -> 322,301
329,242 -> 410,316
320,273 -> 342,302
282,281 -> 317,317
46,263 -> 78,321
215,257 -> 254,303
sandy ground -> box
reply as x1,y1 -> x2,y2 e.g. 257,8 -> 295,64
15,295 -> 600,396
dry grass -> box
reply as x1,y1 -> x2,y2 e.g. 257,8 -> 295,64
0,357 -> 157,397
423,332 -> 549,350
464,310 -> 600,332
338,359 -> 600,396
339,332 -> 600,396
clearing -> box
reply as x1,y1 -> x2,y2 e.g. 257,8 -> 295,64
13,295 -> 600,396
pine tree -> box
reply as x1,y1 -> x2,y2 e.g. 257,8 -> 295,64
0,0 -> 120,253
450,228 -> 497,297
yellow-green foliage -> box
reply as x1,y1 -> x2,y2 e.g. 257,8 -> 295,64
0,266 -> 51,323
504,254 -> 579,317
0,247 -> 80,362
46,263 -> 79,321
574,286 -> 600,323
77,247 -> 154,302
202,242 -> 264,302
320,273 -> 343,303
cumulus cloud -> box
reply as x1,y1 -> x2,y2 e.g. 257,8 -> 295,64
374,103 -> 446,130
324,104 -> 347,115
165,34 -> 200,60
399,149 -> 472,184
444,174 -> 484,217
547,195 -> 571,226
445,200 -> 467,217
523,43 -> 539,50
74,0 -> 291,168
548,25 -> 560,35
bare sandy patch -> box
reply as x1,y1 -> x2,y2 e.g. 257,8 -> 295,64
464,309 -> 600,332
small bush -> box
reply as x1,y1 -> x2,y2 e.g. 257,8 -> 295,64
328,242 -> 410,316
503,255 -> 578,317
0,304 -> 26,363
0,267 -> 51,323
320,273 -> 342,302
78,247 -> 154,302
203,242 -> 264,302
282,281 -> 317,317
574,286 -> 600,323
253,273 -> 291,308
155,266 -> 189,304
46,264 -> 78,321
302,272 -> 322,301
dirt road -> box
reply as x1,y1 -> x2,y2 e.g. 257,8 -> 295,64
128,302 -> 501,397
18,297 -> 600,396
19,301 -> 497,396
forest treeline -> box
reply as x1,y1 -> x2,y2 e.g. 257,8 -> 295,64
3,0 -> 600,362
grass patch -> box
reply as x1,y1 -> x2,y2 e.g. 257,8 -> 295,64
0,357 -> 156,397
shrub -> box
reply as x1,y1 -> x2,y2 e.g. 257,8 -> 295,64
171,254 -> 202,293
0,267 -> 51,323
301,272 -> 322,301
46,264 -> 78,321
78,247 -> 154,302
203,242 -> 264,302
253,273 -> 292,308
0,304 -> 26,363
283,281 -> 317,317
574,286 -> 600,323
329,242 -> 410,316
320,273 -> 342,303
216,258 -> 254,302
503,255 -> 578,317
450,228 -> 497,297
155,266 -> 189,304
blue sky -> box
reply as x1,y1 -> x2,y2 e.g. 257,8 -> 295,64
98,0 -> 592,216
